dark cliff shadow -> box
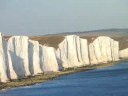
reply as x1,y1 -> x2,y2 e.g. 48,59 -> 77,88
28,42 -> 34,75
9,51 -> 25,79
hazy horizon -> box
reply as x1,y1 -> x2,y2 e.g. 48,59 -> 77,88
0,0 -> 128,36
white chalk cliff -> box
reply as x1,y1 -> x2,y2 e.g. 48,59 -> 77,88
8,36 -> 30,79
28,40 -> 42,75
0,33 -> 10,82
89,36 -> 119,64
0,33 -> 121,82
56,35 -> 89,68
41,45 -> 59,72
80,39 -> 90,65
119,48 -> 128,59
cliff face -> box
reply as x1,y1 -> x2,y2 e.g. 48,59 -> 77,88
28,40 -> 42,75
0,33 -> 121,82
80,39 -> 90,65
119,48 -> 128,59
41,46 -> 59,72
0,33 -> 9,82
89,36 -> 119,64
8,36 -> 30,79
56,35 -> 89,68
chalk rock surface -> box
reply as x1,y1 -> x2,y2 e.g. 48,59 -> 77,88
28,40 -> 42,75
57,35 -> 89,68
41,46 -> 59,72
89,36 -> 119,64
80,39 -> 90,65
0,32 -> 10,82
119,48 -> 128,59
8,36 -> 30,79
0,33 -> 121,82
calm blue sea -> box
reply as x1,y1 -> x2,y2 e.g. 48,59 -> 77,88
0,61 -> 128,96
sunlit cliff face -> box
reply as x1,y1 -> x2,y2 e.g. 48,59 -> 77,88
1,32 -> 128,82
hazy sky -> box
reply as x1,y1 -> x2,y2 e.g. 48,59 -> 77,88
0,0 -> 128,36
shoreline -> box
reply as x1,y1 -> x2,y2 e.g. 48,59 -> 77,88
0,62 -> 121,90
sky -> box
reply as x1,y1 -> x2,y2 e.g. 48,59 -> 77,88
0,0 -> 128,36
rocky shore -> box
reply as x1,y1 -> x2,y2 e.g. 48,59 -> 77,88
0,62 -> 117,90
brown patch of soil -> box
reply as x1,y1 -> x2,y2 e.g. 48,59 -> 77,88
30,36 -> 65,49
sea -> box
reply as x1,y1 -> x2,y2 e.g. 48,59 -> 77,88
0,61 -> 128,96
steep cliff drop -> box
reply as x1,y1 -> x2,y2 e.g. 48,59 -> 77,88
0,32 -> 10,82
0,33 -> 120,83
119,48 -> 128,59
89,36 -> 119,65
41,45 -> 59,72
56,35 -> 90,69
8,36 -> 30,79
28,40 -> 42,75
